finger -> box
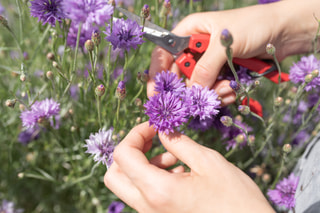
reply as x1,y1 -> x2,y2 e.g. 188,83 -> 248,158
113,122 -> 169,186
212,80 -> 233,97
149,152 -> 179,169
168,165 -> 185,174
189,39 -> 227,88
220,93 -> 236,106
104,163 -> 142,209
158,131 -> 209,173
147,47 -> 174,97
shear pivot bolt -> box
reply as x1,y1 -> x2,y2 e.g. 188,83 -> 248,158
185,62 -> 190,67
196,42 -> 201,48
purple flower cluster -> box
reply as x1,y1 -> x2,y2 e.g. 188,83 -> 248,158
289,54 -> 320,91
267,173 -> 299,209
63,0 -> 113,47
29,0 -> 66,26
20,98 -> 60,129
84,128 -> 116,168
218,66 -> 254,87
144,71 -> 221,134
0,200 -> 23,213
104,18 -> 145,51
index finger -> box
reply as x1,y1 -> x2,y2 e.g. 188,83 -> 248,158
113,122 -> 169,185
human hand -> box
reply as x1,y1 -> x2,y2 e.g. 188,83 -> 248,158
147,0 -> 320,104
104,122 -> 275,213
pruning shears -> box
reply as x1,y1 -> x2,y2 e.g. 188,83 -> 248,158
117,7 -> 289,84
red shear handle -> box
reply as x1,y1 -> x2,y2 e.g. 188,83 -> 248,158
176,34 -> 210,78
232,58 -> 290,83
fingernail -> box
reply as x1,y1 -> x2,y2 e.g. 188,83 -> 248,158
221,95 -> 236,106
217,86 -> 233,96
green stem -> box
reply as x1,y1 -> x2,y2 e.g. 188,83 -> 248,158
130,84 -> 144,105
29,25 -> 51,66
271,154 -> 286,189
97,96 -> 102,128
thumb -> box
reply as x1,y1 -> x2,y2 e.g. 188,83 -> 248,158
158,131 -> 209,173
189,35 -> 227,88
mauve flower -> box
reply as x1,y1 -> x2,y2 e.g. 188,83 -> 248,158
0,3 -> 4,15
258,0 -> 280,4
292,130 -> 310,147
188,116 -> 214,131
104,18 -> 145,51
67,23 -> 96,48
188,84 -> 221,120
84,128 -> 116,168
289,54 -> 320,91
267,173 -> 299,209
107,201 -> 125,213
144,91 -> 189,135
18,127 -> 40,145
154,70 -> 185,94
63,0 -> 113,29
220,66 -> 255,87
29,0 -> 65,26
20,98 -> 60,129
0,200 -> 23,213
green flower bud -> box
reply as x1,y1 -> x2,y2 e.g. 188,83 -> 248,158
92,30 -> 101,47
5,99 -> 16,108
304,73 -> 313,83
235,134 -> 245,144
274,96 -> 283,106
220,29 -> 233,47
282,143 -> 292,154
46,71 -> 54,79
46,52 -> 55,61
85,40 -> 94,52
95,84 -> 105,97
266,43 -> 276,55
20,73 -> 26,82
220,116 -> 233,127
311,69 -> 319,78
238,105 -> 250,115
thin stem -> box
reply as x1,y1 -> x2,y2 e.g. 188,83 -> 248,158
130,84 -> 144,105
97,96 -> 102,128
271,154 -> 286,189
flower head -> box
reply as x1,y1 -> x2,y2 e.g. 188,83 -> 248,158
258,0 -> 280,4
154,70 -> 185,94
188,84 -> 221,120
267,173 -> 299,209
0,200 -> 23,213
29,0 -> 65,26
289,54 -> 320,91
144,92 -> 189,134
84,128 -> 116,168
18,127 -> 40,145
104,18 -> 145,51
63,0 -> 113,29
20,98 -> 60,129
107,201 -> 125,213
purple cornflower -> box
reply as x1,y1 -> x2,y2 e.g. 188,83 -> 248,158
20,98 -> 60,129
104,18 -> 145,51
188,116 -> 214,131
18,127 -> 40,145
144,91 -> 189,135
258,0 -> 280,4
289,54 -> 320,91
188,84 -> 221,120
154,70 -> 185,94
29,0 -> 65,26
267,173 -> 299,209
107,201 -> 125,213
0,3 -> 4,15
84,128 -> 116,168
0,200 -> 23,213
220,66 -> 255,87
222,119 -> 253,150
63,0 -> 113,29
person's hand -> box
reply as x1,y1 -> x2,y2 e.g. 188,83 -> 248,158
147,0 -> 320,105
104,122 -> 275,213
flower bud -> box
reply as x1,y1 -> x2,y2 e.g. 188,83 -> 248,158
262,173 -> 271,183
136,117 -> 142,123
109,0 -> 116,6
46,52 -> 55,61
95,84 -> 105,97
85,40 -> 94,52
266,43 -> 276,55
142,69 -> 149,82
248,135 -> 255,146
311,69 -> 319,78
19,104 -> 26,111
20,73 -> 26,82
274,96 -> 283,106
5,99 -> 16,108
220,116 -> 233,127
141,4 -> 150,19
254,80 -> 260,86
46,71 -> 54,79
70,126 -> 77,132
282,143 -> 292,154
304,73 -> 313,83
235,134 -> 245,144
229,80 -> 240,92
134,98 -> 142,107
92,30 -> 101,47
52,61 -> 60,69
220,29 -> 233,47
116,81 -> 126,100
238,105 -> 250,115
119,130 -> 126,137
0,15 -> 9,29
